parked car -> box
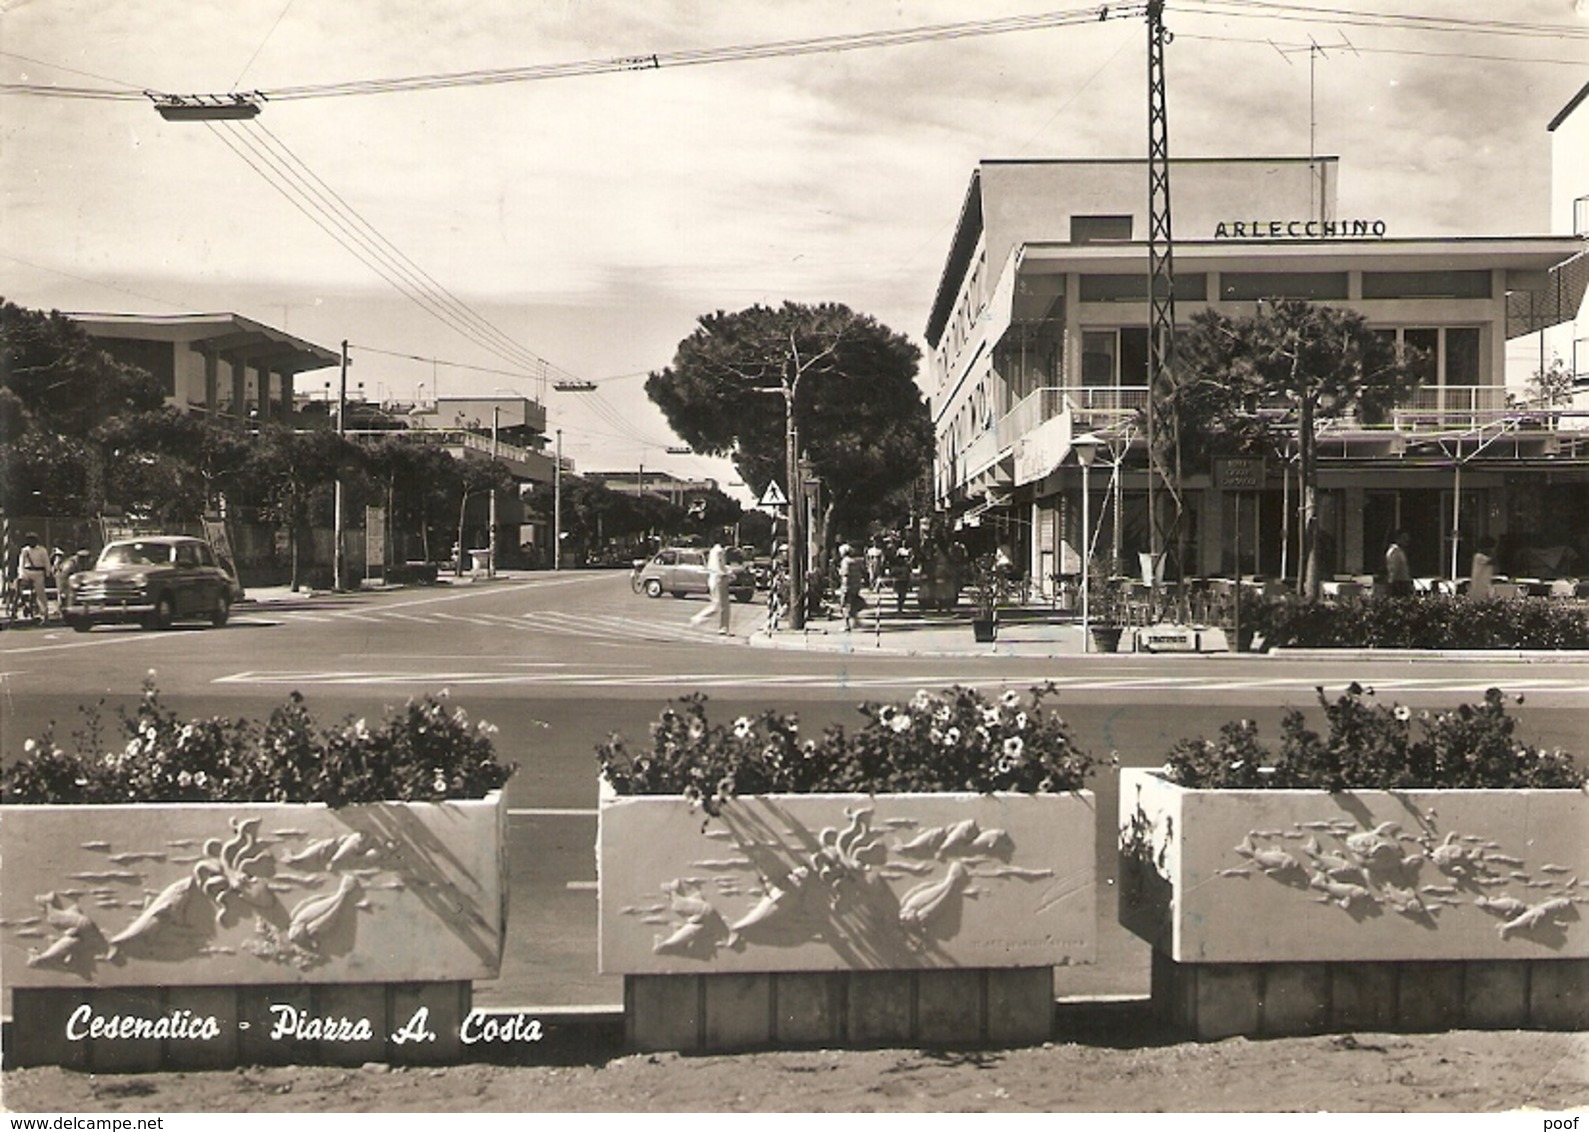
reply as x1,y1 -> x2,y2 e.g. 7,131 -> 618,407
65,536 -> 238,632
633,547 -> 756,603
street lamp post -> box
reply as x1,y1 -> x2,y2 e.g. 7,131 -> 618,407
1074,434 -> 1100,654
333,340 -> 349,592
488,405 -> 499,579
554,428 -> 563,571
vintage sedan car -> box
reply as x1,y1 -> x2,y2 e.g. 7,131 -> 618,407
65,536 -> 237,632
633,547 -> 756,603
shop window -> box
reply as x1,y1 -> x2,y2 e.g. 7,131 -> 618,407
1220,272 -> 1349,302
1362,271 -> 1491,299
1080,274 -> 1207,302
1081,328 -> 1149,386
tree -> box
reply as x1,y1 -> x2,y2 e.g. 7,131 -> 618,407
645,302 -> 930,559
246,425 -> 360,590
359,435 -> 463,563
1170,299 -> 1421,601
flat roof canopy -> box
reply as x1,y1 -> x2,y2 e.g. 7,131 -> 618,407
69,312 -> 339,373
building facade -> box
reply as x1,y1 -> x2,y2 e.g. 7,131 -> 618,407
72,312 -> 339,426
926,158 -> 1588,591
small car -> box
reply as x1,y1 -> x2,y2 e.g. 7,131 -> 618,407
633,547 -> 756,603
65,536 -> 238,632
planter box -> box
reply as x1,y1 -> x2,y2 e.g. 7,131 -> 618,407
1,792 -> 506,1068
1118,769 -> 1589,1037
599,789 -> 1095,1049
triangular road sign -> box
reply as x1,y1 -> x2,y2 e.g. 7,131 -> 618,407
759,480 -> 790,508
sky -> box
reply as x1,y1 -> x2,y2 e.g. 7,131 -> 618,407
2,1 -> 1587,501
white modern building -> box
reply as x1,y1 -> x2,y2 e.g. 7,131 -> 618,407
926,157 -> 1588,589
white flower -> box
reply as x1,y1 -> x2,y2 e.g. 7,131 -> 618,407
888,713 -> 912,733
934,706 -> 952,724
177,770 -> 193,788
995,755 -> 1016,774
23,738 -> 36,754
981,707 -> 1001,726
1393,705 -> 1412,722
911,690 -> 934,711
1002,736 -> 1024,760
733,716 -> 753,739
1015,712 -> 1028,731
1001,690 -> 1021,708
943,727 -> 961,746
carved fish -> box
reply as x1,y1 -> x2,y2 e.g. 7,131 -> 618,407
1485,852 -> 1525,867
329,832 -> 382,869
653,915 -> 719,956
1380,883 -> 1428,919
1308,869 -> 1371,909
1345,822 -> 1403,864
1473,896 -> 1527,917
1498,897 -> 1573,940
37,892 -> 94,935
1302,838 -> 1354,873
80,841 -> 112,852
725,870 -> 808,943
282,836 -> 340,869
1216,867 -> 1251,878
108,852 -> 167,865
287,875 -> 361,949
898,861 -> 970,929
969,828 -> 1013,856
937,819 -> 982,857
893,827 -> 946,857
1539,865 -> 1571,875
1234,836 -> 1302,875
1430,833 -> 1478,876
662,880 -> 713,920
1419,885 -> 1457,897
105,876 -> 195,960
1326,863 -> 1371,887
27,933 -> 84,969
1296,821 -> 1337,831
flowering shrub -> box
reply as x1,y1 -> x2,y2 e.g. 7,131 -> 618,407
597,683 -> 1099,815
1,675 -> 516,806
1163,683 -> 1584,791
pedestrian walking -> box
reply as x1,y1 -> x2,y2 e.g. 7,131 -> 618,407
838,543 -> 866,630
690,540 -> 733,635
865,537 -> 885,590
765,552 -> 788,632
15,533 -> 51,622
1468,536 -> 1497,600
1384,529 -> 1413,597
889,542 -> 914,614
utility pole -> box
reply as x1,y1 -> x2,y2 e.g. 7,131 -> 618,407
333,339 -> 349,592
488,405 -> 499,579
1145,0 -> 1180,601
554,428 -> 563,571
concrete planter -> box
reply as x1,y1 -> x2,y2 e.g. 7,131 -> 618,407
599,787 -> 1096,1050
2,792 -> 507,1069
1118,768 -> 1589,1038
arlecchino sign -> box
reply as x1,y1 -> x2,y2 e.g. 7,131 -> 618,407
1214,219 -> 1388,239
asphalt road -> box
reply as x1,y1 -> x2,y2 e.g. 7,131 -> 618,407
4,570 -> 1587,1008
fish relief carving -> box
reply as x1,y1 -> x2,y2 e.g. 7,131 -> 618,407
192,817 -> 277,927
898,861 -> 970,931
26,893 -> 110,972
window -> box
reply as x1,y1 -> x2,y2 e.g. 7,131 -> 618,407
1081,328 -> 1149,386
1576,195 -> 1589,238
1220,272 -> 1349,301
1362,271 -> 1491,300
1375,326 -> 1486,387
1071,215 -> 1133,243
1079,274 -> 1207,303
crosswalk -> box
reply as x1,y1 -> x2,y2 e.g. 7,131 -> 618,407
212,667 -> 1589,694
245,602 -> 718,644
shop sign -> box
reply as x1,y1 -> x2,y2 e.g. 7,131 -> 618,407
1213,219 -> 1387,239
1214,457 -> 1267,490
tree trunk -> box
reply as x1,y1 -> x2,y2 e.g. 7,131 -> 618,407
1300,395 -> 1321,602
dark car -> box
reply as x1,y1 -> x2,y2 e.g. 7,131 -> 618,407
633,547 -> 756,603
65,536 -> 237,632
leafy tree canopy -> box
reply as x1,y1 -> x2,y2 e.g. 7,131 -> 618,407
645,302 -> 931,538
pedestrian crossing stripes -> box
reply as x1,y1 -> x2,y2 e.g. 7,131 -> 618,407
245,603 -> 720,643
210,669 -> 1589,694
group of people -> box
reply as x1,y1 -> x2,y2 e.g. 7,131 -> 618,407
1384,528 -> 1500,598
8,533 -> 90,624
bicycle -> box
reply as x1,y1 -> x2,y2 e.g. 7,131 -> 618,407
6,576 -> 44,626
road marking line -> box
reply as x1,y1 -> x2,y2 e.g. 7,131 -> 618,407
564,881 -> 598,891
511,807 -> 598,816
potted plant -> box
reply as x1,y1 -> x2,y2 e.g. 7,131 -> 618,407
967,554 -> 1002,642
1,675 -> 516,1071
1086,575 -> 1128,653
1118,683 -> 1587,1039
596,683 -> 1101,1050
